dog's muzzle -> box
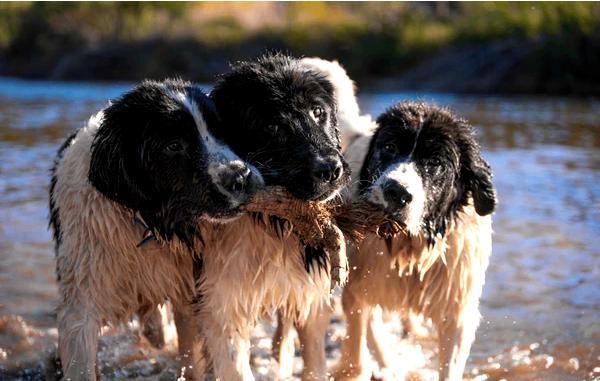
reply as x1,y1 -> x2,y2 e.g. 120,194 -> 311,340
367,161 -> 425,234
210,160 -> 264,205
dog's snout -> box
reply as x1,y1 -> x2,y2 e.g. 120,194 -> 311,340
313,156 -> 344,184
383,180 -> 413,208
223,167 -> 250,193
220,162 -> 261,200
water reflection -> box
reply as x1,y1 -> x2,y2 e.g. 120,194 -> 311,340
0,79 -> 598,380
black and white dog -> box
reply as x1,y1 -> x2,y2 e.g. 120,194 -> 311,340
183,53 -> 350,381
211,53 -> 350,201
50,79 -> 262,380
335,102 -> 496,381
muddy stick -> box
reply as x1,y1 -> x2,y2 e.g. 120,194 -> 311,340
241,187 -> 404,287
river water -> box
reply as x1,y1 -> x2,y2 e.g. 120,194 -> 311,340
0,77 -> 598,380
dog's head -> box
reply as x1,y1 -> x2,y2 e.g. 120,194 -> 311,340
360,102 -> 496,242
89,79 -> 263,245
210,53 -> 350,201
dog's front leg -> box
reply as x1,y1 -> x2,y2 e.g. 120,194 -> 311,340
138,303 -> 165,349
57,303 -> 100,381
436,306 -> 480,381
366,307 -> 391,372
273,311 -> 296,379
203,311 -> 254,381
173,303 -> 206,380
297,304 -> 332,381
332,291 -> 371,381
365,307 -> 408,380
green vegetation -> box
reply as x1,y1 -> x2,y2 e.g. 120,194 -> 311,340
0,2 -> 598,94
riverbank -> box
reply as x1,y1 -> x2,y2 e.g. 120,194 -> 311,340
2,36 -> 599,96
0,2 -> 598,95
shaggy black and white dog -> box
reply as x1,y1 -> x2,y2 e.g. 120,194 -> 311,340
181,54 -> 350,381
50,79 -> 262,380
334,102 -> 496,381
359,102 -> 496,238
211,53 -> 350,201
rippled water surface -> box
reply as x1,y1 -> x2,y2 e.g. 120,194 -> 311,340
0,77 -> 598,380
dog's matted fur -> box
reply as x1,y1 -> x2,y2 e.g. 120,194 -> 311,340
334,102 -> 496,381
191,53 -> 350,381
271,57 -> 379,379
50,79 -> 262,380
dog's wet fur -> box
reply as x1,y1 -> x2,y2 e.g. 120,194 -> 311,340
49,79 -> 262,380
333,101 -> 497,381
51,79 -> 262,249
183,54 -> 353,380
360,101 -> 496,243
211,53 -> 350,202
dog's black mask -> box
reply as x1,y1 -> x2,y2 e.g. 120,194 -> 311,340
210,53 -> 350,201
88,79 -> 261,246
360,102 -> 497,245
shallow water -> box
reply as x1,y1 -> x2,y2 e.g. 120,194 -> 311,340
0,77 -> 598,380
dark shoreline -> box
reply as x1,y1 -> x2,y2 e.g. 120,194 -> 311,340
2,37 -> 598,97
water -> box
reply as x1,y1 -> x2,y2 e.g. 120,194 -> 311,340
0,77 -> 598,380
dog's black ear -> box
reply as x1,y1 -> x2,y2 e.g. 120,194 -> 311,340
358,128 -> 381,194
89,108 -> 152,210
464,147 -> 496,216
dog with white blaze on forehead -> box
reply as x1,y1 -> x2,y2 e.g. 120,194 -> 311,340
334,102 -> 496,381
190,53 -> 350,381
49,79 -> 263,380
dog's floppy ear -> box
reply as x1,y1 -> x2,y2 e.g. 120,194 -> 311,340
358,127 -> 381,194
89,106 -> 152,211
463,145 -> 496,216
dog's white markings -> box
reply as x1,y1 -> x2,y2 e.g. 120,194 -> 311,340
373,161 -> 426,235
169,90 -> 264,201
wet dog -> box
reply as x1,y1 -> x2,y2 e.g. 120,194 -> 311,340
50,79 -> 262,380
271,57 -> 377,379
334,102 -> 496,380
191,53 -> 350,380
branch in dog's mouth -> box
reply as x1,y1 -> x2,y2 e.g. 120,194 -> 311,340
332,202 -> 405,242
240,187 -> 406,287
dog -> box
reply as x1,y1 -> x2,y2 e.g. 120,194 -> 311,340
49,79 -> 262,380
271,57 -> 377,379
187,53 -> 350,381
334,102 -> 496,381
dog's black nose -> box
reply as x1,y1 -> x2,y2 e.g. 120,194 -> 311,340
313,156 -> 344,184
383,180 -> 412,208
221,163 -> 261,200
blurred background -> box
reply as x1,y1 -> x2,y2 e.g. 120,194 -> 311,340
1,1 -> 599,94
0,2 -> 598,381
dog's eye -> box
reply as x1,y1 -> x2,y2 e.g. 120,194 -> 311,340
312,106 -> 323,119
428,158 -> 442,167
165,141 -> 184,152
383,143 -> 397,155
